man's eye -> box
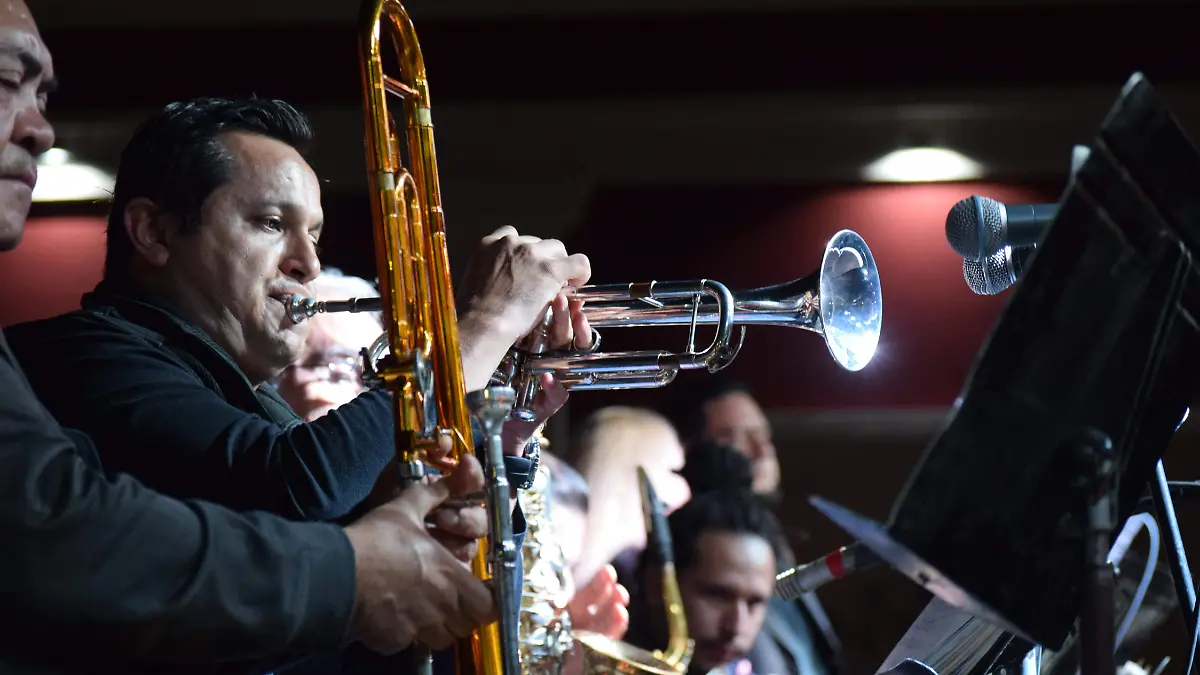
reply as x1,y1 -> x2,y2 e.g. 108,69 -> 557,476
260,217 -> 283,231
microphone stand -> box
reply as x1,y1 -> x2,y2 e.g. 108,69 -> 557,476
1075,429 -> 1116,675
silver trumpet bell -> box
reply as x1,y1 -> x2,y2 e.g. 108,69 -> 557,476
283,229 -> 883,416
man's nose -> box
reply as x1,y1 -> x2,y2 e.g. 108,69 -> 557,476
16,104 -> 55,158
721,601 -> 750,633
282,236 -> 320,284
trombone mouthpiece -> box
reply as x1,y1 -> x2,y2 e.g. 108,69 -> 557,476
283,294 -> 384,324
284,295 -> 319,324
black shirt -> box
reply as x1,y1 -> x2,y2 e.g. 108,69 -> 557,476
0,327 -> 356,674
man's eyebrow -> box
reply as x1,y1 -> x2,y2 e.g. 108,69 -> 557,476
0,45 -> 55,94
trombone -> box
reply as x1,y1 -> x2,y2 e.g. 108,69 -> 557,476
286,229 -> 884,420
353,2 -> 520,675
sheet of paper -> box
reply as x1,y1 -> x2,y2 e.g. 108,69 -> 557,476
877,597 -> 976,673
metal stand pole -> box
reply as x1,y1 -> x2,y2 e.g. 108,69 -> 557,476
1078,429 -> 1116,675
1149,461 -> 1198,633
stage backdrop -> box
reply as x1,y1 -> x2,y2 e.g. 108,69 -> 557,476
0,216 -> 108,327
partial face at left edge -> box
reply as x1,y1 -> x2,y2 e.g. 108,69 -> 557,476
0,1 -> 56,251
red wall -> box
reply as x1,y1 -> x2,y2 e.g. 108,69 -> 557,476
568,181 -> 1060,414
0,217 -> 107,327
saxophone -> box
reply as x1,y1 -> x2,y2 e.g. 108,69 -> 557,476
516,443 -> 693,675
518,429 -> 576,675
574,468 -> 694,675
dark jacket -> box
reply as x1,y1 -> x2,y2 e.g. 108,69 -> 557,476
6,283 -> 397,521
7,282 -> 528,674
0,328 -> 355,674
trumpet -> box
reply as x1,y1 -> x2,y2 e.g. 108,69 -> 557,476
285,229 -> 883,419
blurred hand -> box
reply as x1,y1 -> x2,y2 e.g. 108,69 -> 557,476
568,564 -> 630,640
344,453 -> 497,653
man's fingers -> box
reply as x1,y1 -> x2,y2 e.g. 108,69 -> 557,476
442,609 -> 478,641
429,530 -> 479,563
530,237 -> 568,259
430,503 -> 489,541
481,225 -> 520,244
611,604 -> 630,639
559,253 -> 592,287
427,434 -> 455,464
547,294 -> 573,348
399,473 -> 453,516
537,374 -> 569,412
442,452 -> 486,497
452,566 -> 499,626
615,582 -> 630,607
570,301 -> 592,350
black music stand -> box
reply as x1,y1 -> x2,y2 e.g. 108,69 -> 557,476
811,72 -> 1200,674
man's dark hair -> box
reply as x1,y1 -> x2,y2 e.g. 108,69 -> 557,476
661,373 -> 752,447
104,96 -> 316,280
677,440 -> 754,496
669,488 -> 783,574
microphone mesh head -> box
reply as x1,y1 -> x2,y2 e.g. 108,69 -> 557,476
963,247 -> 1018,295
946,196 -> 1006,260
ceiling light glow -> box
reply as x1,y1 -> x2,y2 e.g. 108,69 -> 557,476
33,148 -> 115,203
862,147 -> 984,183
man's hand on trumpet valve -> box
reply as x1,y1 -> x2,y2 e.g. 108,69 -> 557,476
501,291 -> 592,458
455,226 -> 592,391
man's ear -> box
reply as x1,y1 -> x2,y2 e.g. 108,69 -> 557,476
124,198 -> 174,268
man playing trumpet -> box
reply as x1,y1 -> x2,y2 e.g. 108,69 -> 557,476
6,95 -> 591,670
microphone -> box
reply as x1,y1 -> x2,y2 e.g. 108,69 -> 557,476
963,245 -> 1035,296
774,541 -> 883,600
946,196 -> 1057,261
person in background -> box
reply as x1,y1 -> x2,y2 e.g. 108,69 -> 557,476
666,377 -> 780,499
271,267 -> 382,422
665,378 -> 844,673
561,406 -> 693,596
631,480 -> 782,675
541,451 -> 630,641
676,442 -> 838,675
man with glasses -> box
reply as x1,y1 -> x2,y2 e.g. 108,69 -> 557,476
271,268 -> 383,422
